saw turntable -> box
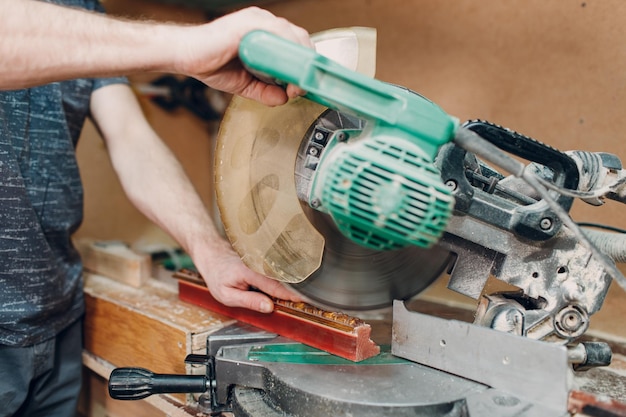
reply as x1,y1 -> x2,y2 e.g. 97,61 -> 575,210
108,28 -> 626,416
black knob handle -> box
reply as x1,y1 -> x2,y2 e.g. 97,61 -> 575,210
573,342 -> 613,371
108,367 -> 208,400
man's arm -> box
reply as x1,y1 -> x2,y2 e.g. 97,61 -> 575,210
89,83 -> 300,313
0,1 -> 310,106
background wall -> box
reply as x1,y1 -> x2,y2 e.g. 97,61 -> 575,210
75,0 -> 626,337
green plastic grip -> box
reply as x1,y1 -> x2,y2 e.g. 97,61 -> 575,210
239,30 -> 458,159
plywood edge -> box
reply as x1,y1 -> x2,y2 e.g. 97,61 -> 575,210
84,273 -> 229,334
83,273 -> 231,376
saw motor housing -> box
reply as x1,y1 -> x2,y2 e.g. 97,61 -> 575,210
306,127 -> 454,251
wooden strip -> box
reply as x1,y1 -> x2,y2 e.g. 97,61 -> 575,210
76,238 -> 151,288
176,276 -> 380,362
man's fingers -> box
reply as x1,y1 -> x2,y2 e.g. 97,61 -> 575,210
247,274 -> 303,302
286,84 -> 306,99
220,288 -> 275,313
247,292 -> 275,314
260,84 -> 289,106
239,80 -> 288,106
228,281 -> 302,314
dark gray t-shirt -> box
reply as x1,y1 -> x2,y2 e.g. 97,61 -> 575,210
0,0 -> 127,346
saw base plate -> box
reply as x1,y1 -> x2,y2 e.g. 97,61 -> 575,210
217,340 -> 566,417
209,314 -> 568,417
220,342 -> 483,417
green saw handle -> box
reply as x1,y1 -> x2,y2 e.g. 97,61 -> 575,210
238,30 -> 458,160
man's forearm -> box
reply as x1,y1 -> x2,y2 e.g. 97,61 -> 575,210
0,0 -> 182,89
89,84 -> 222,253
2,1 -> 310,104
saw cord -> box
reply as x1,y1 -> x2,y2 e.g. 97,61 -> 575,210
534,173 -> 626,201
581,228 -> 626,264
578,223 -> 626,262
579,222 -> 626,234
454,127 -> 626,294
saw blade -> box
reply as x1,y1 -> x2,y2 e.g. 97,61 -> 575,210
215,27 -> 451,309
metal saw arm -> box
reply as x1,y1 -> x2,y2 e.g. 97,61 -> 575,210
437,121 -> 617,351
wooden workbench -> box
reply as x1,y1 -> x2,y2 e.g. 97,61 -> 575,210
81,271 -> 626,417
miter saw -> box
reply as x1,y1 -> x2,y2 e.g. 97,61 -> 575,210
108,29 -> 626,416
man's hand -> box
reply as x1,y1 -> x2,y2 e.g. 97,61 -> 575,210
193,238 -> 302,313
175,7 -> 312,106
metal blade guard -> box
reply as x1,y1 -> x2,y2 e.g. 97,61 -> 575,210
239,30 -> 458,250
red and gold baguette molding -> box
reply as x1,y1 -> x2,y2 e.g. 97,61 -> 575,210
174,269 -> 380,362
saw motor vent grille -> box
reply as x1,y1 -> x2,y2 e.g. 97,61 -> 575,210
318,137 -> 454,251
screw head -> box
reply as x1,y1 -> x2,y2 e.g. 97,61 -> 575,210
445,180 -> 458,191
540,218 -> 553,230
